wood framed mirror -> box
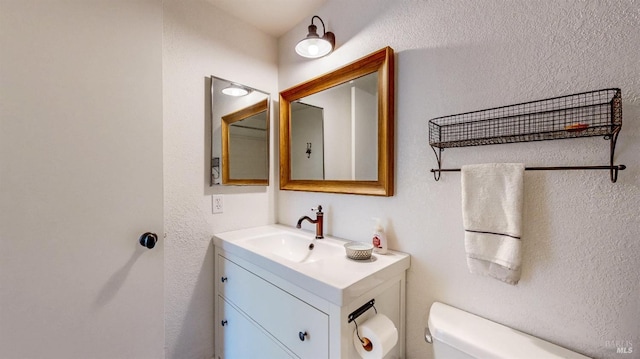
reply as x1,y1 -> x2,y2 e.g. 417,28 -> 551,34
221,98 -> 269,185
279,47 -> 394,196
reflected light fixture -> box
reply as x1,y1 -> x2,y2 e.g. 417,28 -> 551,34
295,15 -> 335,58
221,84 -> 250,97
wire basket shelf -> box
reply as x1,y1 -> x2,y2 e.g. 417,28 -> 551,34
428,88 -> 624,182
429,88 -> 621,148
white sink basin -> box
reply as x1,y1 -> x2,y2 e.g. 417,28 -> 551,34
243,232 -> 343,263
213,224 -> 410,305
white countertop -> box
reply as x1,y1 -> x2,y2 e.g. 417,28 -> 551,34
213,224 -> 410,306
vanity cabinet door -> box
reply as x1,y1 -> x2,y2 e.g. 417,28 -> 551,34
219,256 -> 329,358
217,296 -> 295,359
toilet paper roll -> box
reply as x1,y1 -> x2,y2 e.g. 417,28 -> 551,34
353,313 -> 398,359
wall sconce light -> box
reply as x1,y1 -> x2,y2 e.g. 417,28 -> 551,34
306,142 -> 312,158
295,16 -> 335,58
221,84 -> 251,97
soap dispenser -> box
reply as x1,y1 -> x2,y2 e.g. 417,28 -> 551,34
372,218 -> 388,254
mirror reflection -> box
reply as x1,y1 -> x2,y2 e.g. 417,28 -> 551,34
223,99 -> 268,184
290,72 -> 378,181
210,76 -> 270,186
290,102 -> 325,180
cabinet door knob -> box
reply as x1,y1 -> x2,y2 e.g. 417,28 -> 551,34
221,320 -> 228,326
298,331 -> 307,341
221,277 -> 228,282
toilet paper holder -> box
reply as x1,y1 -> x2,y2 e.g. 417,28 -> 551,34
348,299 -> 377,351
348,299 -> 376,323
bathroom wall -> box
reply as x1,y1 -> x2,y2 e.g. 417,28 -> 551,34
162,1 -> 278,358
277,1 -> 640,358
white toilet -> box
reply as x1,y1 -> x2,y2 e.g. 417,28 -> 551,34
427,302 -> 591,359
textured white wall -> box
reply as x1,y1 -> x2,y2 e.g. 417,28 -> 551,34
163,1 -> 278,358
277,1 -> 640,358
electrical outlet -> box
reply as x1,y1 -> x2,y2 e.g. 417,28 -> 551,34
212,195 -> 223,214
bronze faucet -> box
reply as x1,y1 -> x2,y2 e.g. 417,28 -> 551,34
296,205 -> 324,239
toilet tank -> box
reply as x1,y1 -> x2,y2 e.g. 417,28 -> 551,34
427,302 -> 591,359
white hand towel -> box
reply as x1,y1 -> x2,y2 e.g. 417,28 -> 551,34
462,163 -> 524,285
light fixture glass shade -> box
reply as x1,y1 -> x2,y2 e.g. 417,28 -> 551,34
221,85 -> 250,97
295,36 -> 333,58
295,19 -> 335,58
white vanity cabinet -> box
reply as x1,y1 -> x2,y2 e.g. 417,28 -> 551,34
218,255 -> 328,358
217,296 -> 296,358
213,225 -> 410,359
